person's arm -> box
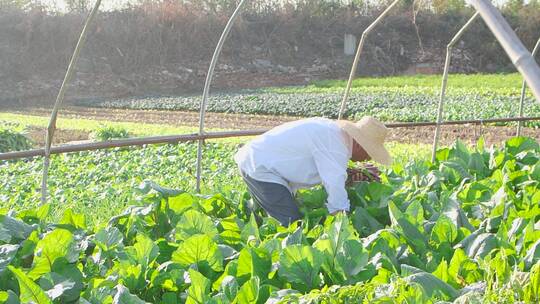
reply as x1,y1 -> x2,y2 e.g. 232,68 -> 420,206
312,149 -> 350,214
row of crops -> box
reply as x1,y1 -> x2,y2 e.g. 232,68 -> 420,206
1,137 -> 540,303
0,143 -> 241,223
76,87 -> 540,126
0,124 -> 33,153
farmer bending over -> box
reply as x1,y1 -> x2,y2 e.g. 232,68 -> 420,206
234,116 -> 392,226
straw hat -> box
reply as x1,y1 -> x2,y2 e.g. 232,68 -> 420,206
336,116 -> 392,166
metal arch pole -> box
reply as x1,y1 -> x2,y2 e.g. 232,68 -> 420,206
517,37 -> 540,136
195,0 -> 248,193
41,0 -> 102,205
338,0 -> 400,120
431,12 -> 480,162
468,0 -> 540,102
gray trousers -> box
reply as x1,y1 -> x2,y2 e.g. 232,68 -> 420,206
241,172 -> 302,227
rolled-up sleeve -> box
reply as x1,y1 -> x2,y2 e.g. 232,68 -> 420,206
312,149 -> 350,214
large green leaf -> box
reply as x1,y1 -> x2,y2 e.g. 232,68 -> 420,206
39,274 -> 76,301
8,266 -> 52,304
278,245 -> 322,292
317,213 -> 354,256
351,207 -> 383,237
149,261 -> 186,292
351,182 -> 393,208
81,281 -> 114,304
218,244 -> 238,261
442,198 -> 475,232
388,202 -> 428,255
234,277 -> 259,304
186,269 -> 211,304
404,271 -> 459,300
175,210 -> 218,241
127,234 -> 159,270
334,239 -> 369,283
464,233 -> 499,259
44,260 -> 84,302
448,248 -> 482,286
313,213 -> 359,284
219,276 -> 238,302
297,188 -> 327,209
240,214 -> 260,245
281,226 -> 304,247
439,160 -> 471,185
468,152 -> 489,178
433,259 -> 449,283
95,227 -> 124,252
405,201 -> 425,226
430,215 -> 458,246
112,284 -> 148,304
172,234 -> 223,273
160,293 -> 178,304
525,239 -> 540,270
16,203 -> 51,225
29,229 -> 79,279
58,209 -> 88,231
505,137 -> 539,157
168,193 -> 195,215
115,262 -> 144,291
236,247 -> 271,284
525,262 -> 540,302
0,244 -> 19,273
449,140 -> 471,164
314,214 -> 355,256
0,215 -> 34,243
458,182 -> 493,204
212,260 -> 238,292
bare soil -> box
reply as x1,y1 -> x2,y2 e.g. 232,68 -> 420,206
26,127 -> 89,147
6,106 -> 540,147
385,125 -> 540,147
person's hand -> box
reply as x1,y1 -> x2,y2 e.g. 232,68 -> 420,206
346,164 -> 381,185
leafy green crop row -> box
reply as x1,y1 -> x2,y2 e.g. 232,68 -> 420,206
76,87 -> 540,126
90,126 -> 130,141
0,143 -> 241,224
0,124 -> 33,153
1,137 -> 539,303
282,73 -> 524,92
0,142 -> 427,225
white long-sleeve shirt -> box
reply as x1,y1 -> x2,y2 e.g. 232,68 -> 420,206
234,118 -> 353,213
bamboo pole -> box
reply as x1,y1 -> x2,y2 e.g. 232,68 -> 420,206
517,36 -> 540,136
431,13 -> 480,162
468,0 -> 540,102
196,0 -> 248,193
41,0 -> 102,205
3,116 -> 539,161
338,0 -> 401,120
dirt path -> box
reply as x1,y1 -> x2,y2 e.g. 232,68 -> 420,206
5,106 -> 539,147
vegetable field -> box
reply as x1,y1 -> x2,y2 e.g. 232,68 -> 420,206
1,137 -> 540,303
75,73 -> 540,126
0,142 -> 427,224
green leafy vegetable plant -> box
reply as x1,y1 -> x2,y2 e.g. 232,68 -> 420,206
0,137 -> 539,303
